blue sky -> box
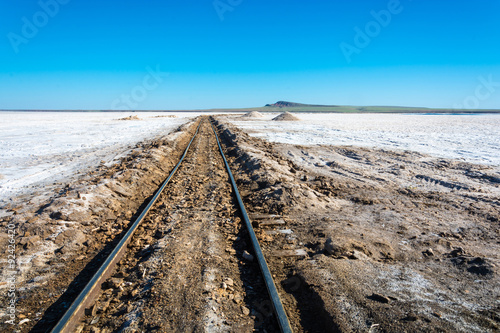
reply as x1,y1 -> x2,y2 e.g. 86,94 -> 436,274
0,0 -> 499,110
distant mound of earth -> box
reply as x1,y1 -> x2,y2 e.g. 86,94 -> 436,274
272,112 -> 300,121
241,111 -> 264,118
118,115 -> 141,121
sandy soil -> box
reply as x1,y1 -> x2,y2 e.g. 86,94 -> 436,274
0,115 -> 498,332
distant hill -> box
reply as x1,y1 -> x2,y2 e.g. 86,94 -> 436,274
258,101 -> 500,114
264,101 -> 337,108
261,101 -> 427,113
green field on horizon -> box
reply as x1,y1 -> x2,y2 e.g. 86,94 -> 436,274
2,105 -> 500,114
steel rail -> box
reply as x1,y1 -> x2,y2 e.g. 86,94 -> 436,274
50,119 -> 203,333
209,118 -> 293,333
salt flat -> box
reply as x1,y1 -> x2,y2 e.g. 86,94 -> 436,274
0,112 -> 197,202
2,112 -> 499,203
228,113 -> 500,166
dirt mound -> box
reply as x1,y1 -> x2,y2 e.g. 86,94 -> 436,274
118,115 -> 141,121
241,111 -> 264,118
272,112 -> 300,121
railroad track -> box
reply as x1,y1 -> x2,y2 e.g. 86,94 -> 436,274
48,117 -> 293,333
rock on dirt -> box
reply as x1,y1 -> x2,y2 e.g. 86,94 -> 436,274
369,293 -> 391,303
242,250 -> 254,261
224,277 -> 234,287
241,306 -> 250,316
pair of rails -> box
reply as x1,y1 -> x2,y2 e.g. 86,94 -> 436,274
50,118 -> 293,333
